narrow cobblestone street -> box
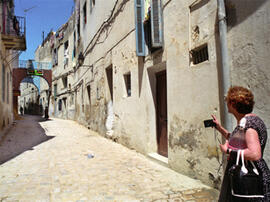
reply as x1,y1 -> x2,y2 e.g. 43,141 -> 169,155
0,115 -> 219,201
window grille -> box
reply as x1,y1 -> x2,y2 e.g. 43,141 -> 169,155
191,44 -> 209,65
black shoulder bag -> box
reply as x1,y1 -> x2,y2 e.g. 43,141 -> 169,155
228,150 -> 264,198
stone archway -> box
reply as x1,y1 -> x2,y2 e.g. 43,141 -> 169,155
12,68 -> 52,117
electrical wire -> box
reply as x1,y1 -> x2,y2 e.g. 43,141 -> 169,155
214,129 -> 224,174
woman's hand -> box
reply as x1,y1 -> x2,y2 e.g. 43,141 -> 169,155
211,115 -> 220,129
220,140 -> 229,153
211,115 -> 230,139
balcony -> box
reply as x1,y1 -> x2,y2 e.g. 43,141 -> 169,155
1,15 -> 26,50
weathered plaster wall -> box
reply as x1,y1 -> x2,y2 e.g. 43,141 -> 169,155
164,0 -> 222,188
0,42 -> 14,137
226,0 -> 270,163
74,0 -> 223,187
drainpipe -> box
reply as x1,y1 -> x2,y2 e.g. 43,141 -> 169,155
217,0 -> 233,132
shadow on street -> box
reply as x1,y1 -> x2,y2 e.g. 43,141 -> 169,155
0,115 -> 54,165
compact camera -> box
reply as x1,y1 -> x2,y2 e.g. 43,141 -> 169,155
204,119 -> 216,128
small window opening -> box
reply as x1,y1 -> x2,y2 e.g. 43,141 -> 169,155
58,99 -> 62,111
87,85 -> 91,104
62,77 -> 68,88
83,2 -> 87,25
63,98 -> 67,109
106,65 -> 113,100
54,84 -> 57,97
124,73 -> 131,97
64,41 -> 69,68
191,44 -> 209,65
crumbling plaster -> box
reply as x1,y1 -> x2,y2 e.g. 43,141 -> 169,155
227,0 -> 270,163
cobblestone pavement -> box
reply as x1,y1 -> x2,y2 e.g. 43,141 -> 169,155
0,115 -> 219,201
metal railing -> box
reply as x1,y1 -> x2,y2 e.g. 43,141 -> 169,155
18,60 -> 52,70
1,15 -> 25,37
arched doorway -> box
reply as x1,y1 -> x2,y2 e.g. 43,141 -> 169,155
12,61 -> 52,118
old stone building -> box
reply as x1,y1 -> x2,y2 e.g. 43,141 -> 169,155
35,32 -> 54,115
0,0 -> 26,137
18,80 -> 39,115
36,0 -> 270,188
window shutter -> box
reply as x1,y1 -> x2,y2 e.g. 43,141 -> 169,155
151,0 -> 163,47
134,0 -> 145,56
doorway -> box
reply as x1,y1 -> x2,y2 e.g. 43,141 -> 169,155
156,70 -> 168,157
106,65 -> 113,100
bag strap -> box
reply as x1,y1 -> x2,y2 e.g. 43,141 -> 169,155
250,161 -> 259,175
241,150 -> 248,174
236,150 -> 241,165
238,150 -> 260,175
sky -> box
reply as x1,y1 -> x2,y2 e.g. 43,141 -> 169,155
14,0 -> 74,61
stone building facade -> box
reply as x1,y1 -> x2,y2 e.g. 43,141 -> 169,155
18,81 -> 39,115
35,32 -> 54,115
0,0 -> 25,137
36,0 -> 270,188
0,39 -> 14,132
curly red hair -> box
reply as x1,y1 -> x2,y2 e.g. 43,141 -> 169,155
226,86 -> 254,114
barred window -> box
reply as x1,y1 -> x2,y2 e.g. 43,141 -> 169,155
191,44 -> 209,65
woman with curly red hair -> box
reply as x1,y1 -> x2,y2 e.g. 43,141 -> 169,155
212,86 -> 270,201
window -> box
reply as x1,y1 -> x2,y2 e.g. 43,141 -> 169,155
90,0 -> 95,13
54,84 -> 57,97
106,65 -> 113,100
58,99 -> 62,111
70,94 -> 74,105
73,31 -> 76,59
124,73 -> 131,97
53,48 -> 58,66
63,97 -> 67,109
64,40 -> 69,67
7,72 -> 9,103
62,77 -> 68,89
87,85 -> 91,104
135,0 -> 163,56
2,65 -> 5,102
190,44 -> 209,65
83,2 -> 87,25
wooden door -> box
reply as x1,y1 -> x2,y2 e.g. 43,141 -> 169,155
156,70 -> 168,157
